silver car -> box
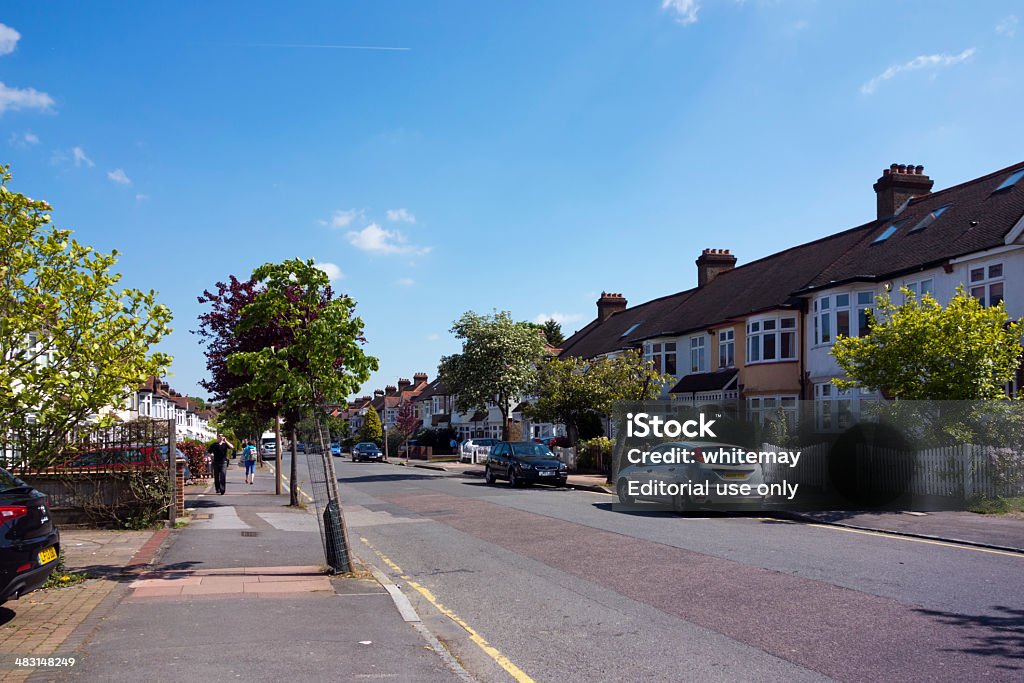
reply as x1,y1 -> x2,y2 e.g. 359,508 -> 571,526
615,441 -> 765,512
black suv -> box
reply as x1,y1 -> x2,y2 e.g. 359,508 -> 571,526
485,441 -> 568,487
0,467 -> 60,604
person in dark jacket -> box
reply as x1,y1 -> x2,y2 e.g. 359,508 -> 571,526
206,434 -> 234,495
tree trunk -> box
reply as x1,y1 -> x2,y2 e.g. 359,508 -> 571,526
289,423 -> 298,507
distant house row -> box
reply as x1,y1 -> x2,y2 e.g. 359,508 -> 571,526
337,370 -> 561,442
113,376 -> 217,442
558,161 -> 1024,430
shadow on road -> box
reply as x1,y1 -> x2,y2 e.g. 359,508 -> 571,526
336,472 -> 442,484
0,606 -> 15,626
914,605 -> 1024,667
591,501 -> 791,520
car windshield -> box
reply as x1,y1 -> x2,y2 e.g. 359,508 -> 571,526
510,443 -> 555,458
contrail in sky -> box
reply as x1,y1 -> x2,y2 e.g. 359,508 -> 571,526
223,42 -> 410,51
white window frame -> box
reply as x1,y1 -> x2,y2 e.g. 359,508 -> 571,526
689,336 -> 706,373
645,340 -> 678,376
747,315 -> 797,364
747,395 -> 798,426
718,329 -> 735,368
968,262 -> 1004,308
902,278 -> 934,302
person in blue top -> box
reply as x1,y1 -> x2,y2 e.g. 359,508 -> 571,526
241,440 -> 258,485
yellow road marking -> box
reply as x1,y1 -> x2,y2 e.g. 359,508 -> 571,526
265,463 -> 315,503
360,537 -> 536,683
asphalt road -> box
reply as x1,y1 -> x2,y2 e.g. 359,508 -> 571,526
285,453 -> 1023,682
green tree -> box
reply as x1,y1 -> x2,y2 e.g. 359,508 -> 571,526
525,349 -> 669,445
227,258 -> 378,509
0,166 -> 173,463
542,319 -> 565,347
359,407 -> 383,444
439,311 -> 549,440
832,287 -> 1023,400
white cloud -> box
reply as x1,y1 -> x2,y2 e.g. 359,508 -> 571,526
107,168 -> 132,185
314,262 -> 344,281
135,193 -> 149,204
72,146 -> 94,167
860,48 -> 975,95
534,312 -> 584,325
0,81 -> 55,114
346,223 -> 431,256
321,208 -> 361,229
386,208 -> 416,223
996,15 -> 1018,38
0,23 -> 20,55
8,131 -> 39,147
396,277 -> 415,287
662,0 -> 700,26
426,333 -> 440,342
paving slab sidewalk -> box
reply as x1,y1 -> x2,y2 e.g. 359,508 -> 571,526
42,459 -> 460,682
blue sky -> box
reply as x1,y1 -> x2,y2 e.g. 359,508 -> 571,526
2,1 -> 1022,400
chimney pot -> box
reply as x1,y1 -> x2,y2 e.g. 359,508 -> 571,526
696,248 -> 737,287
596,292 -> 628,323
874,162 -> 934,219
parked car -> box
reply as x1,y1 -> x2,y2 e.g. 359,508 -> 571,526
261,440 -> 277,457
485,441 -> 568,487
532,436 -> 558,447
460,438 -> 499,464
329,443 -> 342,457
615,441 -> 765,512
352,442 -> 384,462
295,442 -> 305,454
0,466 -> 60,604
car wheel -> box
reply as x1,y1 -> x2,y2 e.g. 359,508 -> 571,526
617,479 -> 635,505
672,493 -> 693,514
485,467 -> 496,485
508,470 -> 519,488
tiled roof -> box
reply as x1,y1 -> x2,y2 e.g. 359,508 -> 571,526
560,161 -> 1024,359
669,368 -> 739,394
800,161 -> 1024,292
415,378 -> 449,400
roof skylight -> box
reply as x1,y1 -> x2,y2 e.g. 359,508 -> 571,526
908,203 -> 952,233
872,219 -> 905,244
621,322 -> 642,337
994,168 -> 1024,192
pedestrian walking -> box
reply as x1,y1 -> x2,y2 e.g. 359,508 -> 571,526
241,440 -> 258,485
207,433 -> 234,495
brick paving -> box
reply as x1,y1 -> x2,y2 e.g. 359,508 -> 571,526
0,528 -> 165,682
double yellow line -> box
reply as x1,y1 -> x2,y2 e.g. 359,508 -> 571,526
360,537 -> 536,683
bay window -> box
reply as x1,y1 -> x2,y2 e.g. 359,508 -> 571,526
747,316 -> 797,363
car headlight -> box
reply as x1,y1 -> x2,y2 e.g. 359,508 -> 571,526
517,462 -> 533,470
558,464 -> 567,471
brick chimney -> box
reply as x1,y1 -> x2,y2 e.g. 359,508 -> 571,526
413,372 -> 428,385
385,385 -> 397,396
873,163 -> 933,219
397,378 -> 411,393
596,292 -> 627,323
696,249 -> 736,287
373,389 -> 385,398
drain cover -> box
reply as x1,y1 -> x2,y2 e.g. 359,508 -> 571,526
241,531 -> 259,537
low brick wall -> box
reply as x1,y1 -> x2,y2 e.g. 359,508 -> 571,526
18,461 -> 185,528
